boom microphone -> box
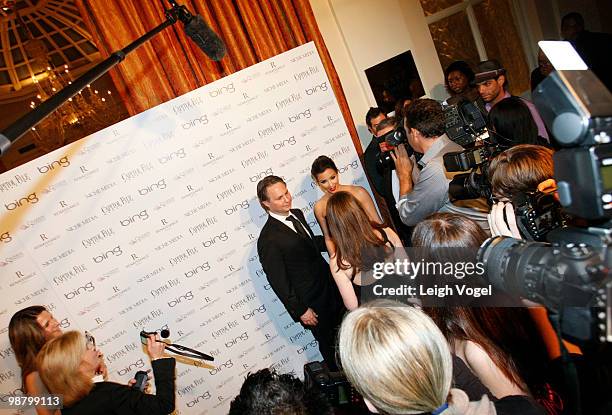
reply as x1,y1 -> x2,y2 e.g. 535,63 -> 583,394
183,14 -> 226,61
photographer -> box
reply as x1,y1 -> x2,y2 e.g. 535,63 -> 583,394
393,98 -> 486,228
486,144 -> 556,239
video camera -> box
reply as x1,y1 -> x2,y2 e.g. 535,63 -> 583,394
478,65 -> 612,344
442,99 -> 501,202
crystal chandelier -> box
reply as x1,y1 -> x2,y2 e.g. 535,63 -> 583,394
15,8 -> 123,152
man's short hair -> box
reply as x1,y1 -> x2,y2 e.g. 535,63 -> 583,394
488,144 -> 554,199
256,175 -> 285,207
404,99 -> 445,138
374,116 -> 397,133
229,368 -> 333,415
365,107 -> 385,128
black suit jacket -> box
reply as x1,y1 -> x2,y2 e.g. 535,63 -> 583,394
257,208 -> 337,321
62,358 -> 175,415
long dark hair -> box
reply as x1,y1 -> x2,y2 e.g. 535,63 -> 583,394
326,191 -> 389,277
488,96 -> 541,146
412,213 -> 550,398
9,305 -> 48,383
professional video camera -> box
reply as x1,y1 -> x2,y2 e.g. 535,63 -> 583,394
304,361 -> 369,413
375,125 -> 413,170
478,65 -> 612,344
442,99 -> 501,202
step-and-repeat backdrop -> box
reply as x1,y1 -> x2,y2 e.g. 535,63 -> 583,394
0,42 -> 374,414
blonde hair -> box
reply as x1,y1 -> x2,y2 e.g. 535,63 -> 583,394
36,331 -> 93,406
338,300 -> 452,414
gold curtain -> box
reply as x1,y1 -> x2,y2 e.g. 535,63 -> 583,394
75,0 -> 362,153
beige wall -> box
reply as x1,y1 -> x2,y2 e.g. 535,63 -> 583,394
310,0 -> 446,149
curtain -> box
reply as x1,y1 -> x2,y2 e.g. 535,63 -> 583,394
75,0 -> 362,153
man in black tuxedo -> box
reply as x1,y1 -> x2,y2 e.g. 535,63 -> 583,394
256,175 -> 344,369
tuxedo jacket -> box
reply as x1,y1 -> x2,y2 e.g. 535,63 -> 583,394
257,208 -> 337,322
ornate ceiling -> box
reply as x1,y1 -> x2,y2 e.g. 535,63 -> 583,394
0,0 -> 100,101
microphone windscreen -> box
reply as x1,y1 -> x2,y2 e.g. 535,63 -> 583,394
160,328 -> 170,338
184,15 -> 226,61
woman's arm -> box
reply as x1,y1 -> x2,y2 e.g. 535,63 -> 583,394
330,257 -> 359,311
355,186 -> 383,224
384,227 -> 403,248
314,200 -> 335,255
460,340 -> 527,399
25,372 -> 60,415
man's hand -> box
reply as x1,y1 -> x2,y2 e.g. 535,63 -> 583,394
300,308 -> 318,326
488,202 -> 521,239
390,144 -> 414,196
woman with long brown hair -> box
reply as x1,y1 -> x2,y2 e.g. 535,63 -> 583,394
326,191 -> 401,310
413,213 -> 561,413
9,306 -> 64,415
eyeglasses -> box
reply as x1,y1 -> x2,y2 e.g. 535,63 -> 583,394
85,331 -> 96,350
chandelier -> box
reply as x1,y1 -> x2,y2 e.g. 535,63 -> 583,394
27,50 -> 122,151
14,5 -> 124,152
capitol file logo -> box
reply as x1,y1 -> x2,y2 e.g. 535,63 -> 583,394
4,192 -> 38,211
37,156 -> 70,173
1,231 -> 12,243
92,245 -> 123,263
242,304 -> 266,320
288,108 -> 312,123
63,281 -> 95,300
138,178 -> 167,195
120,209 -> 150,226
209,82 -> 235,97
117,358 -> 145,376
305,81 -> 328,95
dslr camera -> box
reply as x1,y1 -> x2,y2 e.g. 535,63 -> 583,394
512,190 -> 567,241
375,125 -> 413,170
304,361 -> 367,412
